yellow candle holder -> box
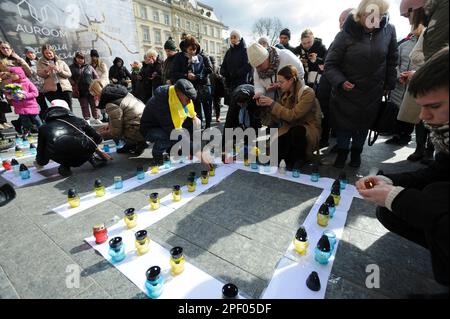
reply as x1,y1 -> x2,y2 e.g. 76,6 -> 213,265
201,171 -> 209,185
135,230 -> 150,256
293,239 -> 309,256
94,179 -> 105,197
244,158 -> 250,166
124,208 -> 138,229
68,188 -> 80,209
150,165 -> 159,174
172,185 -> 182,202
170,247 -> 185,276
149,193 -> 160,211
15,147 -> 24,158
209,166 -> 216,177
332,194 -> 341,206
187,182 -> 196,193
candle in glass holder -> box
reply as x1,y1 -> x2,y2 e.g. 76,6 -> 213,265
19,164 -> 30,180
278,160 -> 287,175
135,230 -> 150,255
145,266 -> 164,299
150,159 -> 159,174
109,237 -> 126,263
114,176 -> 123,189
292,162 -> 301,178
306,271 -> 321,292
172,185 -> 182,202
15,145 -> 24,158
170,246 -> 185,276
136,166 -> 145,180
314,235 -> 332,265
209,165 -> 216,177
201,170 -> 209,184
310,164 -> 320,182
293,226 -> 309,256
331,183 -> 341,206
149,192 -> 160,210
2,160 -> 12,171
124,208 -> 138,229
339,172 -> 348,190
11,159 -> 20,174
94,179 -> 105,197
29,143 -> 37,156
317,204 -> 330,227
67,188 -> 80,208
325,195 -> 336,218
187,176 -> 196,192
93,223 -> 108,244
163,154 -> 171,169
103,144 -> 110,153
323,230 -> 337,252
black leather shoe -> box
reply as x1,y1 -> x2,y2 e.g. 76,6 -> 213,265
58,165 -> 72,177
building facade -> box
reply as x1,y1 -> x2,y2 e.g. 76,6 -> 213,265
133,0 -> 227,64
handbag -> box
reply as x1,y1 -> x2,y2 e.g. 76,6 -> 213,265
368,95 -> 399,146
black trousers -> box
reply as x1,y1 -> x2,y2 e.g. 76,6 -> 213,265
376,206 -> 448,286
278,125 -> 307,167
45,84 -> 73,111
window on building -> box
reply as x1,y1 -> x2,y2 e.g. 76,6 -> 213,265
216,28 -> 220,38
142,26 -> 150,42
176,16 -> 181,28
204,40 -> 209,53
164,12 -> 170,25
203,25 -> 208,35
153,8 -> 159,22
210,41 -> 215,54
186,21 -> 191,31
154,29 -> 162,44
165,32 -> 171,42
140,5 -> 147,20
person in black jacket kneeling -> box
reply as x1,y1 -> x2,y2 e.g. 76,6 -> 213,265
34,99 -> 108,177
357,47 -> 449,292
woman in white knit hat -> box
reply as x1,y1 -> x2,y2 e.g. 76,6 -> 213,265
247,42 -> 304,105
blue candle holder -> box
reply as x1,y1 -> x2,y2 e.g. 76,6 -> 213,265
263,164 -> 271,173
22,140 -> 30,148
163,154 -> 171,169
29,144 -> 37,156
15,136 -> 23,146
19,164 -> 30,180
325,196 -> 336,218
136,166 -> 145,180
11,159 -> 20,174
339,172 -> 348,190
108,237 -> 126,263
310,164 -> 320,182
103,144 -> 110,153
323,230 -> 337,252
114,176 -> 123,189
251,162 -> 259,170
315,235 -> 332,265
145,266 -> 164,299
292,169 -> 300,178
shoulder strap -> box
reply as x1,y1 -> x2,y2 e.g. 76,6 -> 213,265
56,119 -> 98,149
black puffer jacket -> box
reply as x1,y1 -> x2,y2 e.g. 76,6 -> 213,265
69,61 -> 98,97
171,45 -> 205,89
295,38 -> 328,79
36,107 -> 102,168
109,57 -> 132,87
324,14 -> 398,131
135,56 -> 163,103
224,84 -> 262,130
220,39 -> 252,91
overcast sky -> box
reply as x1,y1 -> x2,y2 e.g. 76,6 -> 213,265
200,0 -> 412,47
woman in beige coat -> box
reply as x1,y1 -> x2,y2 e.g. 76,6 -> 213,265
258,65 -> 322,169
37,44 -> 73,110
90,80 -> 147,156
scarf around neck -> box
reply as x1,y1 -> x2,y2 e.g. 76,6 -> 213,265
257,46 -> 280,80
424,123 -> 449,154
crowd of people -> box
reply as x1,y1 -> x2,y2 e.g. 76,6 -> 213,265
0,0 -> 448,294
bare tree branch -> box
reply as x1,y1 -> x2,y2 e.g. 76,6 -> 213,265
252,17 -> 283,46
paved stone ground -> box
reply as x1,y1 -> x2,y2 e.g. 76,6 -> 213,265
0,100 -> 447,299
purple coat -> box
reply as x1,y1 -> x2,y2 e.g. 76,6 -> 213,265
8,67 -> 40,115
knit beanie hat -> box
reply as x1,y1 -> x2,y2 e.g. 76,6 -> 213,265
247,43 -> 269,68
164,38 -> 177,51
230,30 -> 241,40
90,49 -> 99,58
280,28 -> 291,39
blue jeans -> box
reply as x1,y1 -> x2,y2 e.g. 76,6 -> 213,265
19,114 -> 43,132
335,130 -> 368,150
145,128 -> 175,157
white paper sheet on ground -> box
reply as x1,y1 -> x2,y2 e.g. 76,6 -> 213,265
84,164 -> 242,299
262,187 -> 355,299
1,161 -> 60,187
54,162 -> 189,219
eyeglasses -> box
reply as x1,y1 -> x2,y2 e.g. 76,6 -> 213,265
0,46 -> 11,50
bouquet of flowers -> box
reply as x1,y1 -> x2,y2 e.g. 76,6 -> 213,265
3,84 -> 25,101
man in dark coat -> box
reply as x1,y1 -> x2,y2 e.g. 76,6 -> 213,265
35,100 -> 106,177
357,47 -> 449,292
324,9 -> 398,168
220,31 -> 252,105
275,28 -> 297,54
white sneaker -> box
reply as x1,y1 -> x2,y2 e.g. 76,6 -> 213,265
91,119 -> 103,125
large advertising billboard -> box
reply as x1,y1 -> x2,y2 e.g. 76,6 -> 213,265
0,0 -> 140,66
